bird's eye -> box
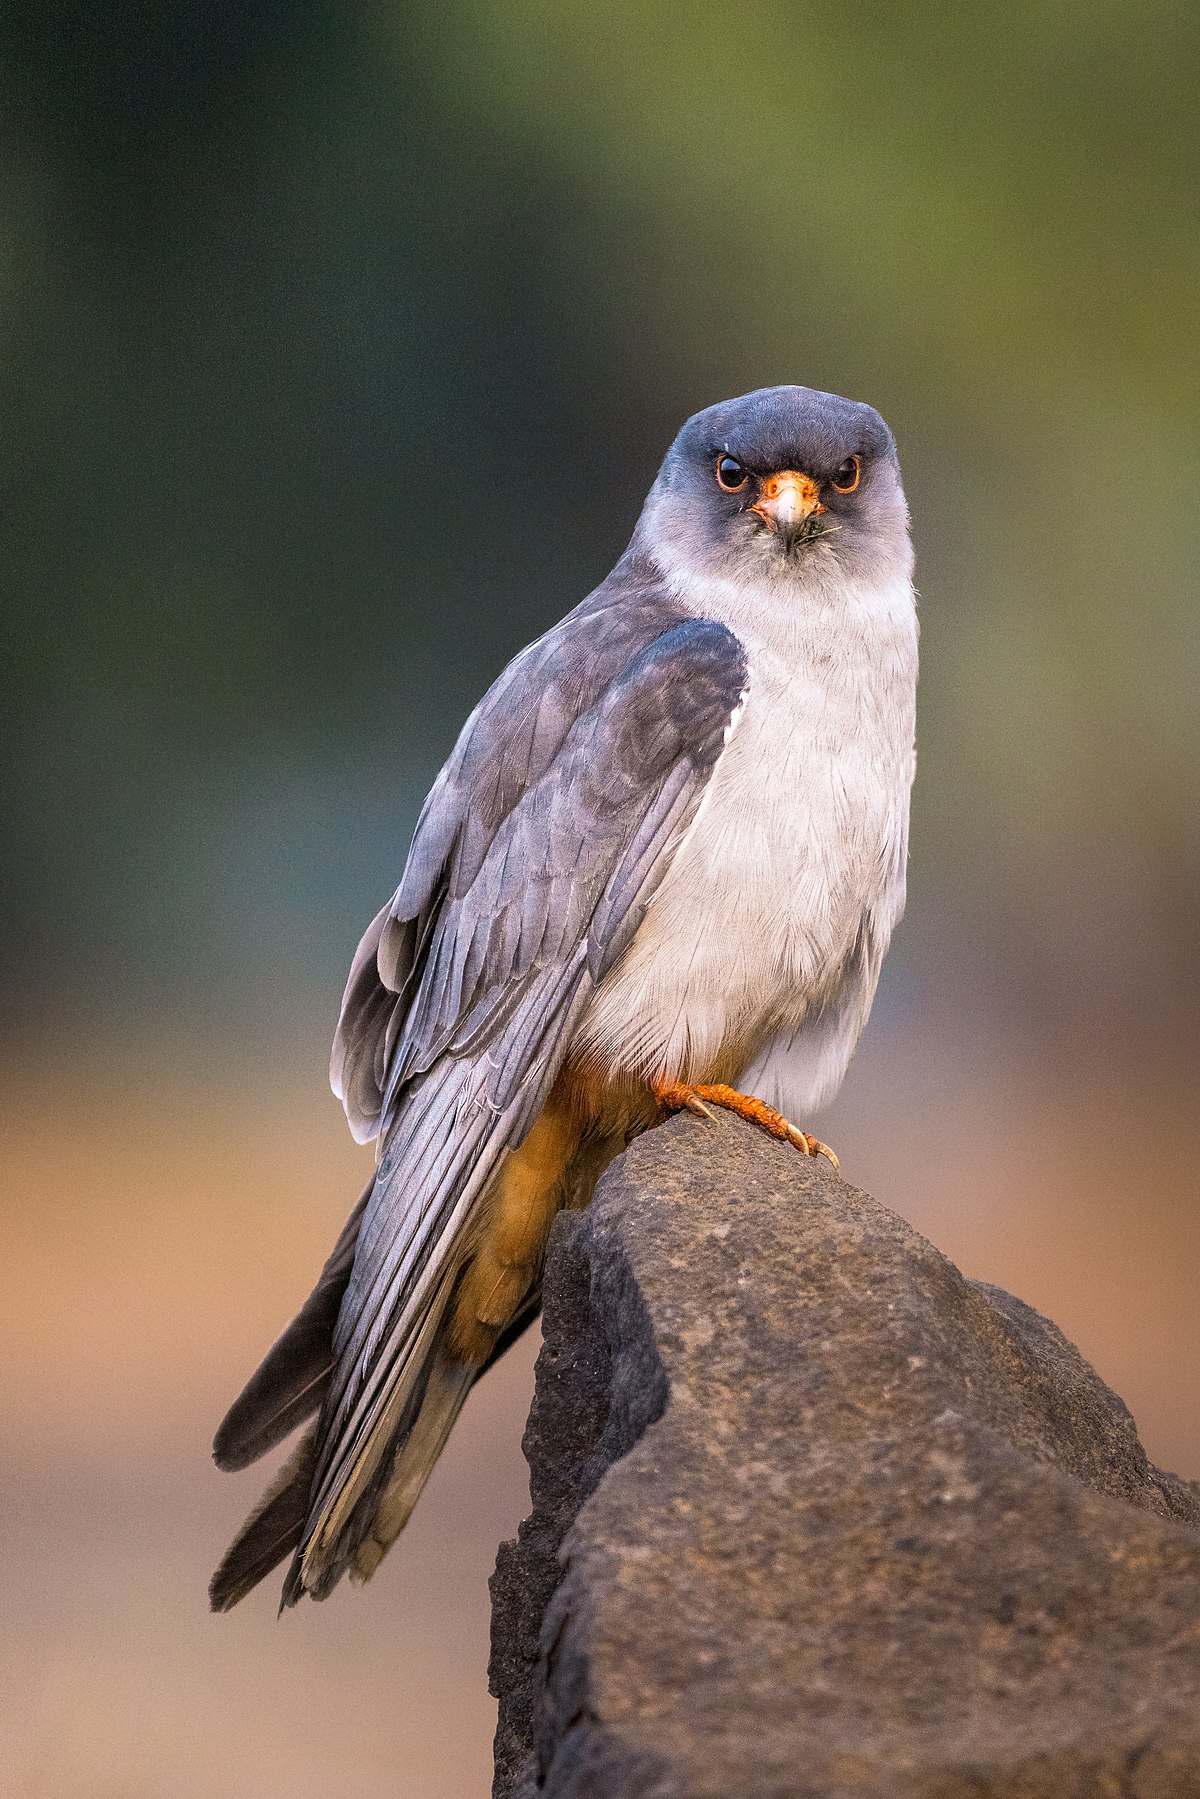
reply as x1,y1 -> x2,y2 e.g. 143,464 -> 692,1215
715,455 -> 749,493
832,455 -> 861,493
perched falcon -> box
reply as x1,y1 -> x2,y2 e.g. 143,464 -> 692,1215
210,384 -> 918,1610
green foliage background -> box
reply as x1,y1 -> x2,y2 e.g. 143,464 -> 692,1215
3,1 -> 1196,1049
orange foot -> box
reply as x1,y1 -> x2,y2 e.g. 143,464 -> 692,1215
652,1078 -> 839,1170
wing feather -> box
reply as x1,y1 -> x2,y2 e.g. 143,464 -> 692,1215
211,1184 -> 371,1472
286,590 -> 748,1600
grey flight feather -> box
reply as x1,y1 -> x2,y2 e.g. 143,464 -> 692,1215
330,557 -> 698,1143
211,1182 -> 371,1473
286,601 -> 748,1600
209,1428 -> 318,1612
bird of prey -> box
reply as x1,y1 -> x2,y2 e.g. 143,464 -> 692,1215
209,384 -> 918,1610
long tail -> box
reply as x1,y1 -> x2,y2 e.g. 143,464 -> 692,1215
209,1430 -> 317,1612
212,1183 -> 370,1473
208,1185 -> 368,1611
210,1034 -> 580,1611
209,1339 -> 477,1614
292,1348 -> 476,1598
207,1183 -> 545,1611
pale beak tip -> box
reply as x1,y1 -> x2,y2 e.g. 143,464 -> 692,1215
750,470 -> 823,549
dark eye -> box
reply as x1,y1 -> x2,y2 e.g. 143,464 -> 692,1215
832,455 -> 861,493
715,455 -> 749,493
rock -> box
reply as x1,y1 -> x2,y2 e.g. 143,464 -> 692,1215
489,1111 -> 1200,1799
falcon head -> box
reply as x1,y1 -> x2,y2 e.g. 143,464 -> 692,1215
638,385 -> 911,589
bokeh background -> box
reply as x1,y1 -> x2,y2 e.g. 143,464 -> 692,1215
2,4 -> 1197,1794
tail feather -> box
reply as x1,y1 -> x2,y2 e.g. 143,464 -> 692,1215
352,1352 -> 475,1582
212,983 -> 575,1611
209,1429 -> 317,1613
287,1263 -> 463,1603
212,1184 -> 370,1473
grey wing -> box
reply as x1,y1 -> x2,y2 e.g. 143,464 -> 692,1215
292,615 -> 747,1597
331,561 -> 694,1143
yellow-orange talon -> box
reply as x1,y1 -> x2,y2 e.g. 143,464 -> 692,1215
653,1078 -> 717,1123
651,1077 -> 839,1169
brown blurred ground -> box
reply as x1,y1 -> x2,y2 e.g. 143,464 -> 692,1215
0,1048 -> 535,1798
2,1028 -> 1196,1798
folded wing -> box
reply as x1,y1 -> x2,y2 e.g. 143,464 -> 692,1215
213,600 -> 747,1606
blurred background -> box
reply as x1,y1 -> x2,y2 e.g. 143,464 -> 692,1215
2,3 -> 1197,1793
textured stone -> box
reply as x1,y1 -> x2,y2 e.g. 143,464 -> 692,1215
490,1111 -> 1200,1798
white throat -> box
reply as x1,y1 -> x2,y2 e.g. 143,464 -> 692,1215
574,515 -> 919,1110
642,517 -> 917,672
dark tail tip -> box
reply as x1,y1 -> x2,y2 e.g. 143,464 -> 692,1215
211,1183 -> 370,1473
211,1341 -> 332,1474
209,1430 -> 316,1613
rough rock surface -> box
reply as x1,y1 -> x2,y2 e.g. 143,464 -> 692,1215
490,1111 -> 1200,1799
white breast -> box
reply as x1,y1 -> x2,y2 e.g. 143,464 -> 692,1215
575,566 -> 918,1094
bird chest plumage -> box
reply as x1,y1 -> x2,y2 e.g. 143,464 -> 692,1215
575,567 -> 919,1088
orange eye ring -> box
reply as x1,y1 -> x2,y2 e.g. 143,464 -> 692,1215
832,455 -> 861,494
715,454 -> 750,493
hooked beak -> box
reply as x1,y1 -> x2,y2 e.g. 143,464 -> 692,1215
749,470 -> 825,550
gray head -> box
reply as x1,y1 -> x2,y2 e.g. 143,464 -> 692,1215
636,386 -> 911,590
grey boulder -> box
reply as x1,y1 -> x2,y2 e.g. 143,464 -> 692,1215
490,1111 -> 1200,1798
